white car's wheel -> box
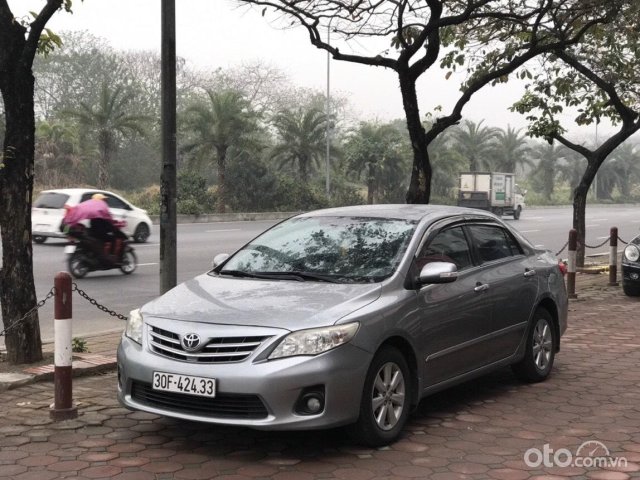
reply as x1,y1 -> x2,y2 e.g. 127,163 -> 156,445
133,223 -> 150,243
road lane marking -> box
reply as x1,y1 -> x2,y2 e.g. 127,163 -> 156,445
135,243 -> 160,247
205,229 -> 242,233
520,230 -> 540,233
589,219 -> 608,222
525,216 -> 545,220
138,263 -> 158,266
586,224 -> 600,227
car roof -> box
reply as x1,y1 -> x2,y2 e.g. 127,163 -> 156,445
40,188 -> 108,195
298,204 -> 498,222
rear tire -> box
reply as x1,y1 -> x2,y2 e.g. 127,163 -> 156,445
68,253 -> 90,279
347,346 -> 411,447
33,235 -> 47,244
623,282 -> 640,297
120,249 -> 137,275
512,308 -> 556,383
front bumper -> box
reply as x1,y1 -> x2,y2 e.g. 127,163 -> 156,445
117,329 -> 372,430
622,262 -> 640,285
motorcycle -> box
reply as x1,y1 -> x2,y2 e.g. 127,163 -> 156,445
65,224 -> 137,279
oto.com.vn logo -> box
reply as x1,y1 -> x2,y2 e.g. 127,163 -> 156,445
525,441 -> 628,469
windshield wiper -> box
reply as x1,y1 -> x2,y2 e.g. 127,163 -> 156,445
260,271 -> 343,283
218,270 -> 342,283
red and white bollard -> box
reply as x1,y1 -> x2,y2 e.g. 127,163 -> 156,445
50,272 -> 78,421
609,227 -> 619,287
567,229 -> 578,299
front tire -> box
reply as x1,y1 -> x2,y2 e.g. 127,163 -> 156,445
68,253 -> 90,279
513,206 -> 522,220
623,282 -> 640,297
33,235 -> 47,244
133,223 -> 150,243
348,346 -> 411,447
512,308 -> 556,382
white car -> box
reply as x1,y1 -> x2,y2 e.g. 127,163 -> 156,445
32,188 -> 153,243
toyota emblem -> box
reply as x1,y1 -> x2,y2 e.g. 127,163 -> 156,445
181,333 -> 201,352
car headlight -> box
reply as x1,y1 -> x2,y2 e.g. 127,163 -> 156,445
624,244 -> 640,262
125,309 -> 143,344
269,322 -> 359,359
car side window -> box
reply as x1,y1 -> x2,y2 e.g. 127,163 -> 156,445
416,226 -> 473,271
468,225 -> 521,263
104,195 -> 128,210
81,193 -> 93,202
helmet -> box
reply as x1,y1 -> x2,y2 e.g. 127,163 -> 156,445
92,193 -> 107,200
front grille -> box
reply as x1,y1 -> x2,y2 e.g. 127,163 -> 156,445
149,326 -> 271,363
131,381 -> 268,419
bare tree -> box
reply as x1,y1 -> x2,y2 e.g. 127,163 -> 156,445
236,0 -> 618,203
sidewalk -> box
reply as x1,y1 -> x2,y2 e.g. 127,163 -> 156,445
0,273 -> 639,480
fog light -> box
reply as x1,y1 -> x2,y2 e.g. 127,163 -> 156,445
294,385 -> 325,415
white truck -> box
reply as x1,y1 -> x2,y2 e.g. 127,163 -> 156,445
457,172 -> 526,220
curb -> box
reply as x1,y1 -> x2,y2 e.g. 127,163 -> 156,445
0,353 -> 116,392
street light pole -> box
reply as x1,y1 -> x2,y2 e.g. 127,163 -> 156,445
325,21 -> 331,198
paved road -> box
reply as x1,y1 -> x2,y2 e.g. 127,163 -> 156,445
5,204 -> 639,347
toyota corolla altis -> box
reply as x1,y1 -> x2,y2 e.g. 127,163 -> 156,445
117,205 -> 567,446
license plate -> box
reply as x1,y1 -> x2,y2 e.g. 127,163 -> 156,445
152,372 -> 216,398
64,245 -> 76,254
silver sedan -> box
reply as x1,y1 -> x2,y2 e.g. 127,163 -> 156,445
117,204 -> 568,446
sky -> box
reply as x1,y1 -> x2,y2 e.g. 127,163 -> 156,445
10,0 -> 615,141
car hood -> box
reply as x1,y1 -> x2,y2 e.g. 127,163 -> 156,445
141,273 -> 382,331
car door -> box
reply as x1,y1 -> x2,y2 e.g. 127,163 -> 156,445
102,193 -> 133,236
465,223 -> 539,364
414,224 -> 495,386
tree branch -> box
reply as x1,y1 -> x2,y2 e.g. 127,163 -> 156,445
554,49 -> 638,124
21,0 -> 63,66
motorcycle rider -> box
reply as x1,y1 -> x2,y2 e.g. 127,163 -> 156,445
62,193 -> 127,264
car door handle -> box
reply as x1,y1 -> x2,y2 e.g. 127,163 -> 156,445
474,283 -> 490,292
524,269 -> 537,277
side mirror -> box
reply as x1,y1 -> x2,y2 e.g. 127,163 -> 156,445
418,261 -> 458,285
212,253 -> 230,269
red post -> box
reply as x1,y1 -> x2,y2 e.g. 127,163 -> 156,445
609,227 -> 619,286
567,229 -> 578,299
50,272 -> 78,420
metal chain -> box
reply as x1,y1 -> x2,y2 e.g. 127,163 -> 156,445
555,241 -> 569,256
581,237 -> 612,250
0,286 -> 56,337
72,283 -> 128,321
556,234 -> 626,256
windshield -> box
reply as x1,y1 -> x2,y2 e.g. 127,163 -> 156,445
219,216 -> 417,283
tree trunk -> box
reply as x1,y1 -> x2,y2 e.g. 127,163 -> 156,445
97,131 -> 111,189
572,156 -> 598,268
0,71 -> 43,364
399,72 -> 431,204
216,147 -> 226,214
367,163 -> 375,205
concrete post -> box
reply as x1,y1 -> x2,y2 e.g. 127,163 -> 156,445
567,229 -> 578,299
609,227 -> 619,287
50,272 -> 78,420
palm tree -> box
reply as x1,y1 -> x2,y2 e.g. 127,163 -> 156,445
427,130 -> 467,199
491,126 -> 532,173
35,120 -> 84,187
65,83 -> 147,189
344,121 -> 408,204
270,107 -> 327,182
529,142 -> 567,198
183,89 -> 257,213
451,119 -> 498,172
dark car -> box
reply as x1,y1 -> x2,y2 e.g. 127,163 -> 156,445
622,234 -> 640,296
117,205 -> 568,446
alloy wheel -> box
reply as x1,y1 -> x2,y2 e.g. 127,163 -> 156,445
371,362 -> 406,431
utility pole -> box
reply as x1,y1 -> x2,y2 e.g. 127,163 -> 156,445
160,0 -> 177,294
325,20 -> 332,198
